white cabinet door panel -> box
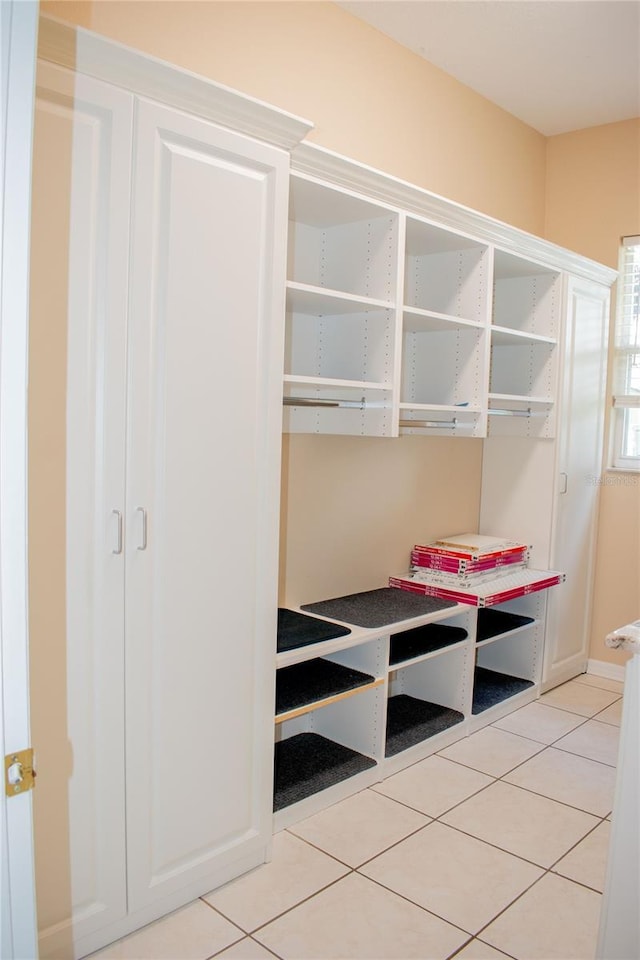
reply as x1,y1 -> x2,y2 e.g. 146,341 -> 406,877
31,64 -> 133,958
125,100 -> 286,910
543,277 -> 610,687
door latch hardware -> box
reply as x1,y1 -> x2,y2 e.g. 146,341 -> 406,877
5,748 -> 36,797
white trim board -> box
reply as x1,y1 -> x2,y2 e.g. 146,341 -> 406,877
587,659 -> 627,683
37,14 -> 313,152
1,2 -> 39,957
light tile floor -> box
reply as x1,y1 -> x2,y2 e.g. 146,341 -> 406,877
89,674 -> 623,960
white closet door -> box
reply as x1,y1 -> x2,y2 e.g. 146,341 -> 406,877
31,64 -> 133,957
125,100 -> 287,910
543,277 -> 610,687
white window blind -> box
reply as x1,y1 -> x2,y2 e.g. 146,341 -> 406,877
612,236 -> 640,469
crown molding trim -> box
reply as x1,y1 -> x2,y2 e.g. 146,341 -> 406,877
37,15 -> 313,152
292,142 -> 617,286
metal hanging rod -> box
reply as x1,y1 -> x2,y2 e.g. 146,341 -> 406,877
399,418 -> 457,429
283,396 -> 366,409
488,407 -> 547,418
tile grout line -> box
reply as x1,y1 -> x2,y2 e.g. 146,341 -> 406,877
469,849 -> 605,956
350,866 -> 477,943
289,810 -> 433,872
273,706 -> 616,951
90,677 -> 622,960
196,681 -> 624,959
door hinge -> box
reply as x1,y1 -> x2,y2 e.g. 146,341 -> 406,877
5,748 -> 36,797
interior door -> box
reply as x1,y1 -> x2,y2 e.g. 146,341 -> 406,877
124,99 -> 288,911
543,276 -> 610,687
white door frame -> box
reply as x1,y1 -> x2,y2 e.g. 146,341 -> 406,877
0,2 -> 39,957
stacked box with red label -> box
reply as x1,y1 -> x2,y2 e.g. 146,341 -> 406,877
390,534 -> 564,607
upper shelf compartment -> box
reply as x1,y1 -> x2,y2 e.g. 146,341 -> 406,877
399,218 -> 490,437
492,250 -> 561,340
284,175 -> 400,436
288,173 -> 399,303
404,217 -> 490,324
488,251 -> 562,438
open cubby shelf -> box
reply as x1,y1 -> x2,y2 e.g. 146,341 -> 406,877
274,593 -> 547,820
273,732 -> 377,811
385,694 -> 464,757
389,623 -> 469,665
275,658 -> 377,719
476,608 -> 535,643
472,666 -> 534,714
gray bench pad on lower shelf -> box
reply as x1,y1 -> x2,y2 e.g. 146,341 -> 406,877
277,608 -> 351,653
273,733 -> 376,811
301,587 -> 456,628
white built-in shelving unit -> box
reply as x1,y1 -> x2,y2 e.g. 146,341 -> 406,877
282,148 -> 605,442
488,250 -> 561,438
273,596 -> 547,829
277,142 -> 614,830
399,219 -> 489,437
283,174 -> 399,436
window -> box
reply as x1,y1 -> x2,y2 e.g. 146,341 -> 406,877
611,236 -> 640,470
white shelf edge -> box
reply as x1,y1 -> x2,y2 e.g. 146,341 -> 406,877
491,325 -> 557,346
286,280 -> 394,312
468,685 -> 539,729
399,402 -> 482,414
382,716 -> 468,770
475,620 -> 539,648
283,375 -> 391,392
388,638 -> 469,673
403,306 -> 485,331
272,764 -> 381,832
488,393 -> 554,406
275,602 -> 468,668
274,677 -> 385,724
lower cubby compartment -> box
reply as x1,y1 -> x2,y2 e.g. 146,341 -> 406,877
385,640 -> 470,759
472,596 -> 544,717
472,666 -> 534,714
274,681 -> 383,814
385,694 -> 464,757
275,658 -> 375,717
389,621 -> 468,665
273,732 -> 377,811
476,607 -> 535,642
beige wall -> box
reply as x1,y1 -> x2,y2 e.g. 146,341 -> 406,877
545,120 -> 640,268
29,63 -> 75,940
280,435 -> 483,606
545,120 -> 640,665
39,0 -> 550,609
42,1 -> 547,233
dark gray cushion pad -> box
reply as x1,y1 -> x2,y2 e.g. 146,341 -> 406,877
302,587 -> 456,628
273,733 -> 376,811
277,608 -> 351,653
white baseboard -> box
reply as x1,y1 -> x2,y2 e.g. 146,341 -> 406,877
587,659 -> 627,683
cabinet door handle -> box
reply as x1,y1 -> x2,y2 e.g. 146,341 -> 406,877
559,472 -> 568,495
136,507 -> 148,550
111,509 -> 123,554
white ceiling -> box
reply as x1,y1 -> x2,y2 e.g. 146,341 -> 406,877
338,1 -> 640,135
